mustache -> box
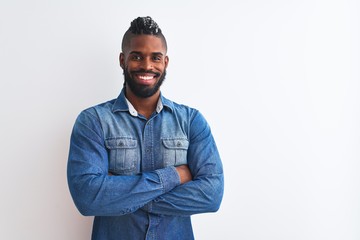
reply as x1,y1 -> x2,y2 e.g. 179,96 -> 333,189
130,70 -> 161,77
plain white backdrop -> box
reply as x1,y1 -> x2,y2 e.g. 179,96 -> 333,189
1,0 -> 359,239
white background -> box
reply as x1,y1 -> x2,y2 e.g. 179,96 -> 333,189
1,0 -> 359,239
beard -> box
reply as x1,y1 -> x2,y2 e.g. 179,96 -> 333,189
123,67 -> 166,98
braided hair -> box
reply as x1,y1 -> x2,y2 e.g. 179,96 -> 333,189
121,16 -> 167,52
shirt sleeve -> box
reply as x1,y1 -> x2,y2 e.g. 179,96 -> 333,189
143,110 -> 224,216
67,109 -> 181,216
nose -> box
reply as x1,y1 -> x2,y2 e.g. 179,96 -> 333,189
141,57 -> 153,71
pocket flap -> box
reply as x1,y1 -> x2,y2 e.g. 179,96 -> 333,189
162,139 -> 189,150
105,138 -> 137,149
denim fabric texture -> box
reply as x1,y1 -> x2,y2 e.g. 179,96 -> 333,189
67,89 -> 224,240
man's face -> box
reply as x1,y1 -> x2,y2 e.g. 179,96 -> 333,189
120,34 -> 169,98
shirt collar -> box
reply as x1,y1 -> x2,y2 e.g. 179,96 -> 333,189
112,88 -> 174,115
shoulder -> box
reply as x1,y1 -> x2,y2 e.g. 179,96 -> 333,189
169,100 -> 212,142
75,98 -> 117,124
164,97 -> 209,129
163,96 -> 199,119
173,101 -> 197,115
81,99 -> 116,116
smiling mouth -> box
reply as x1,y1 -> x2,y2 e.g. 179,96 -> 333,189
132,71 -> 160,84
137,75 -> 155,80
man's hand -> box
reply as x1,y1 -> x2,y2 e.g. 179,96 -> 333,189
175,165 -> 192,184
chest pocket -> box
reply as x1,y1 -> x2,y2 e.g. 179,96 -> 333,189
105,137 -> 139,175
162,138 -> 189,167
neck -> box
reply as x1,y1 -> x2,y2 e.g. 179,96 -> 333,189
125,86 -> 160,119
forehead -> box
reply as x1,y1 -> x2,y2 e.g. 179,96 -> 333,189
125,35 -> 166,55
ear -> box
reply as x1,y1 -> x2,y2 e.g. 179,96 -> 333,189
119,53 -> 125,69
164,55 -> 169,69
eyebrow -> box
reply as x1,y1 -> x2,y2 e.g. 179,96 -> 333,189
129,51 -> 164,56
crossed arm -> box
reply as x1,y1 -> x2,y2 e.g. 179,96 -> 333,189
108,164 -> 192,183
175,165 -> 193,184
67,109 -> 223,217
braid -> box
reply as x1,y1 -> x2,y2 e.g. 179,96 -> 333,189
121,16 -> 167,52
129,16 -> 162,35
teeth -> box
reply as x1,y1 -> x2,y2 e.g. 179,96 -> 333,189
138,75 -> 154,80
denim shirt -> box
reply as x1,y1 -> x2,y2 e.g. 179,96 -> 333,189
67,89 -> 224,240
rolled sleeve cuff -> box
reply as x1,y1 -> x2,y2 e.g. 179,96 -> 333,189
155,166 -> 180,193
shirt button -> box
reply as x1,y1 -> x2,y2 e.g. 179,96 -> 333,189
177,142 -> 181,147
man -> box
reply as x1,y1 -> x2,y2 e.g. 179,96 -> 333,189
67,16 -> 224,240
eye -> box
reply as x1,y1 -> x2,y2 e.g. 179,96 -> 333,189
130,54 -> 142,61
152,55 -> 162,62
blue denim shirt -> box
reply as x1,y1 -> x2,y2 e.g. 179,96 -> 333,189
67,89 -> 224,240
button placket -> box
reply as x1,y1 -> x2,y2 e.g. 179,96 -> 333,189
142,119 -> 154,171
